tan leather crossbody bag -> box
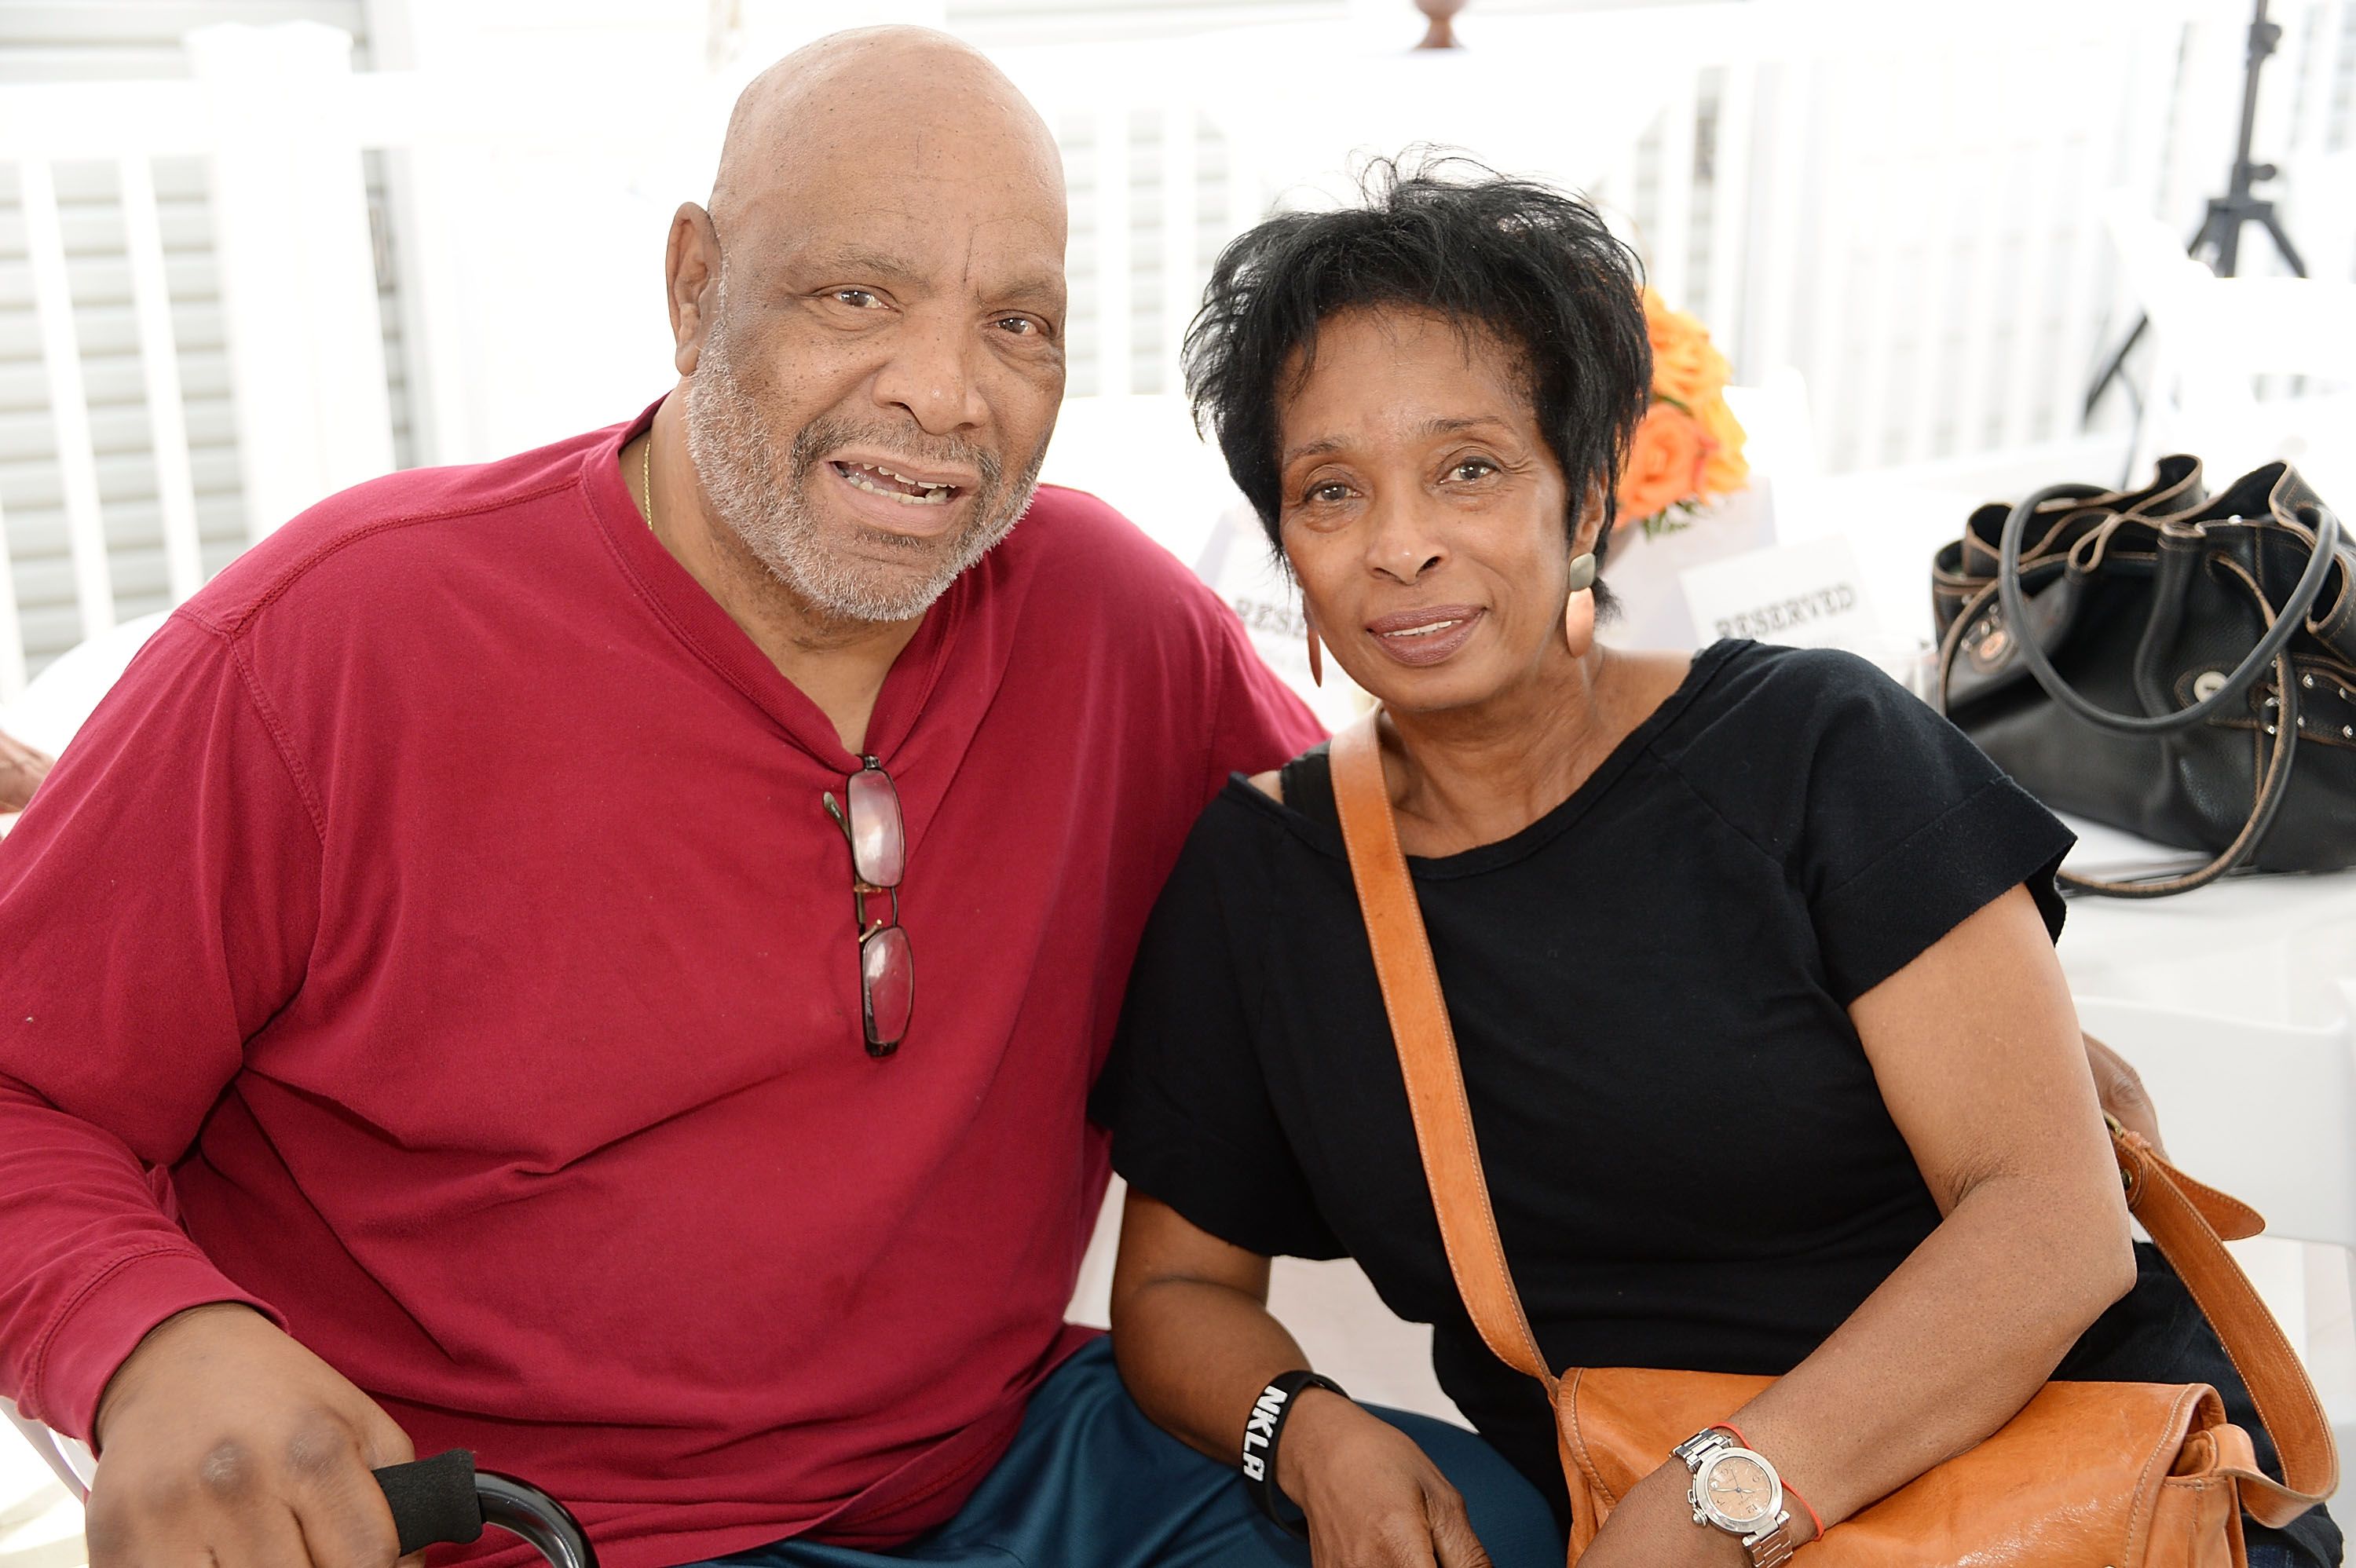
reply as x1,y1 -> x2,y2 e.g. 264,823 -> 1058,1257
1327,712 -> 2336,1566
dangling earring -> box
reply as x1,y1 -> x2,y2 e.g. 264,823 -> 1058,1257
1304,624 -> 1326,688
1563,551 -> 1598,656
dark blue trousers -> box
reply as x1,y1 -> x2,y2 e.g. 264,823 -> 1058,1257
690,1339 -> 1564,1568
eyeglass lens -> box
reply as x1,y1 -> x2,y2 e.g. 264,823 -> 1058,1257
845,767 -> 905,888
840,762 -> 913,1055
862,924 -> 913,1051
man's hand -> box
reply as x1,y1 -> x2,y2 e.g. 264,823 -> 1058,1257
0,727 -> 51,813
86,1303 -> 416,1568
1275,1389 -> 1494,1567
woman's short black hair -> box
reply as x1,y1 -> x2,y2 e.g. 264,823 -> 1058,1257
1183,155 -> 1652,588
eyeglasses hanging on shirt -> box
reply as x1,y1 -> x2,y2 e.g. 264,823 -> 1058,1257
822,758 -> 914,1057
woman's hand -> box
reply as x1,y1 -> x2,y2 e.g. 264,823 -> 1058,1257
1275,1388 -> 1494,1567
1574,1460 -> 1801,1568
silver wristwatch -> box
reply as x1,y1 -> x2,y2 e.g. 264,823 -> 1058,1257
1673,1428 -> 1796,1567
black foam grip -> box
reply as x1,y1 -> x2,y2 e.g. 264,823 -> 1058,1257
374,1449 -> 485,1557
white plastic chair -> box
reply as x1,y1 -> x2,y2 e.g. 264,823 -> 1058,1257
2103,195 -> 2356,499
4,1399 -> 91,1502
2076,985 -> 2356,1504
0,612 -> 169,764
0,612 -> 169,840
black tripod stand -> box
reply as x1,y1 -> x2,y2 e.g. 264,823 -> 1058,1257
2082,0 -> 2309,422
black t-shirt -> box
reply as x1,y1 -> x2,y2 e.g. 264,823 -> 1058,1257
1095,638 -> 2341,1563
1099,639 -> 2079,1504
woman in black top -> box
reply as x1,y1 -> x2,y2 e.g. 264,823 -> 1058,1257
1093,163 -> 2340,1568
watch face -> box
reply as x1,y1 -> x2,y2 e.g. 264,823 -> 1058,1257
1702,1453 -> 1775,1526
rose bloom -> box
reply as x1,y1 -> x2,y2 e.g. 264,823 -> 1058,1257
1617,402 -> 1713,524
1644,290 -> 1731,412
1698,393 -> 1750,499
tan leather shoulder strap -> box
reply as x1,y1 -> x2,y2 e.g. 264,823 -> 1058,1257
1330,714 -> 1557,1392
2116,1130 -> 2340,1522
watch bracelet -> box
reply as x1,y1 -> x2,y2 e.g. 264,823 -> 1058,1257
1676,1426 -> 1796,1567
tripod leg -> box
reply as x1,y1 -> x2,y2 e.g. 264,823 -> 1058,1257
2083,314 -> 2148,423
2255,207 -> 2308,278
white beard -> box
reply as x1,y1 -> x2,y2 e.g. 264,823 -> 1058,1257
682,286 -> 1044,623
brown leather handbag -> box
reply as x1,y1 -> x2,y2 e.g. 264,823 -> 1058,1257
1326,713 -> 2336,1566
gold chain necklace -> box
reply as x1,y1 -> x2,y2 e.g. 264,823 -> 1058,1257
640,437 -> 655,533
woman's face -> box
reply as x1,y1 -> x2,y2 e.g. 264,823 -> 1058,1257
1276,306 -> 1593,714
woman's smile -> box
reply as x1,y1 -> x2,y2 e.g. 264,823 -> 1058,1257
1366,604 -> 1487,667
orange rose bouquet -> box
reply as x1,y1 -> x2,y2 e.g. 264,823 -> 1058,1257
1615,288 -> 1749,536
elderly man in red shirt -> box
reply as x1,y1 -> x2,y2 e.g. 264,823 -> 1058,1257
0,24 -> 1564,1568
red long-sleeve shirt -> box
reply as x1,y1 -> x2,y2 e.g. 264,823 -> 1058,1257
0,410 -> 1319,1568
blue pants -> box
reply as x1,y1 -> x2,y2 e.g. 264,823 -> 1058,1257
692,1339 -> 1564,1568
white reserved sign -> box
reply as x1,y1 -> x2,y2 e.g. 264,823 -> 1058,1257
1677,535 -> 1881,649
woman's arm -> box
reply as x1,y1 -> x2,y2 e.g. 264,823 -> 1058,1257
1582,884 -> 2137,1566
1110,1190 -> 1497,1567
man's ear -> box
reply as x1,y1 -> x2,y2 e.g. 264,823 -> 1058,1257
666,203 -> 723,377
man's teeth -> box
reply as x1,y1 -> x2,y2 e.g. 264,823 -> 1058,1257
840,461 -> 956,505
865,462 -> 953,491
1385,619 -> 1465,638
843,476 -> 944,506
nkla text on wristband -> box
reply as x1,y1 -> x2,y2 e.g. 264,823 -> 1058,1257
1243,1369 -> 1349,1537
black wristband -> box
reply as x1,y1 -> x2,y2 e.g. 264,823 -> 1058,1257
1242,1369 -> 1349,1538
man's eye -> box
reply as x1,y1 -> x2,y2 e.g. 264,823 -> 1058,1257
1451,459 -> 1498,481
995,316 -> 1040,336
1307,482 -> 1350,504
832,289 -> 884,309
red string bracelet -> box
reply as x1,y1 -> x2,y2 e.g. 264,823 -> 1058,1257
1708,1420 -> 1749,1446
1781,1478 -> 1827,1541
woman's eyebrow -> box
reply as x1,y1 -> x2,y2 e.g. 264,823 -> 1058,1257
1282,415 -> 1510,467
1416,415 -> 1511,439
1281,435 -> 1348,466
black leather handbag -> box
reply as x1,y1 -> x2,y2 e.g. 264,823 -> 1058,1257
1932,457 -> 2354,897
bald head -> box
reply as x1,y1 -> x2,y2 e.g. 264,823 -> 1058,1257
708,27 -> 1064,243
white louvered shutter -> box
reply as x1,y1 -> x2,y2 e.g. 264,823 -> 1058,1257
0,2 -> 411,683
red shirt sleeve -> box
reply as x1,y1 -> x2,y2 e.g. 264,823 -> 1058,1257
1200,594 -> 1326,800
0,612 -> 311,1437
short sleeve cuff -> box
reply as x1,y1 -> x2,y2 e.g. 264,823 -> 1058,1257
1112,1130 -> 1345,1262
1813,775 -> 2074,1005
31,1246 -> 280,1441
